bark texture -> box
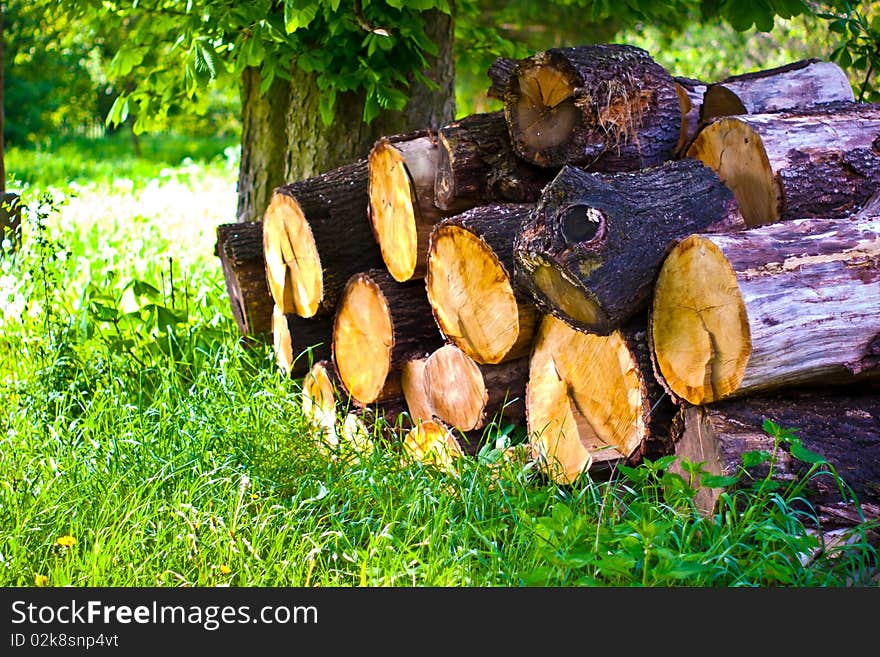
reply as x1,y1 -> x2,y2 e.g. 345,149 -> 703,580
215,221 -> 274,338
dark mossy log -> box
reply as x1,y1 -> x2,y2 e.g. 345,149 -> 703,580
651,215 -> 880,407
487,56 -> 518,101
526,314 -> 676,485
271,305 -> 333,379
667,389 -> 880,518
262,160 -> 384,318
434,111 -> 556,212
332,269 -> 444,406
215,221 -> 274,338
686,101 -> 880,227
422,344 -> 528,432
503,44 -> 681,170
426,203 -> 539,364
368,131 -> 455,282
674,76 -> 707,158
401,356 -> 435,423
1,191 -> 21,253
700,59 -> 854,122
514,159 -> 745,335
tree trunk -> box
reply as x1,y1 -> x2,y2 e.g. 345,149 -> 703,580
426,202 -> 538,364
503,44 -> 681,170
650,215 -> 880,406
214,221 -> 274,339
422,343 -> 528,432
262,159 -> 384,318
700,59 -> 854,122
367,131 -> 452,281
514,159 -> 745,335
271,305 -> 333,379
686,101 -> 880,227
526,314 -> 675,486
236,9 -> 455,224
332,269 -> 444,406
668,388 -> 880,518
434,111 -> 556,212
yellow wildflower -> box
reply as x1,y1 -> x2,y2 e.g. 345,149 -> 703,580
34,574 -> 49,587
219,564 -> 232,575
55,535 -> 76,548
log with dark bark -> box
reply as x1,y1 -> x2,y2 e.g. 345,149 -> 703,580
271,305 -> 333,379
487,57 -> 518,101
368,131 -> 453,282
423,344 -> 528,432
700,59 -> 854,122
667,388 -> 880,519
686,101 -> 880,227
215,221 -> 274,338
434,111 -> 556,212
426,203 -> 539,364
332,269 -> 444,406
503,44 -> 681,169
514,159 -> 745,334
674,76 -> 707,158
650,214 -> 880,406
262,159 -> 384,318
526,314 -> 675,485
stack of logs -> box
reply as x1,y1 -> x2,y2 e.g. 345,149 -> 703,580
216,45 -> 880,528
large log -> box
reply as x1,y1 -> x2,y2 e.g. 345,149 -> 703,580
368,131 -> 453,282
514,159 -> 745,335
426,203 -> 539,364
686,101 -> 880,227
502,44 -> 681,170
700,59 -> 854,122
667,388 -> 880,519
215,221 -> 274,338
526,314 -> 675,485
262,160 -> 384,318
332,269 -> 444,406
422,344 -> 528,432
650,214 -> 880,406
271,305 -> 333,379
434,111 -> 556,212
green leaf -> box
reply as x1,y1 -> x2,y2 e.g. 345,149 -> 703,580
106,96 -> 129,127
742,449 -> 771,468
284,0 -> 319,33
700,474 -> 740,488
789,443 -> 826,464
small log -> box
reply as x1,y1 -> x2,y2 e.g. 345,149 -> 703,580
271,305 -> 333,379
686,101 -> 880,227
332,269 -> 444,406
423,344 -> 528,432
668,389 -> 880,518
402,419 -> 467,471
426,203 -> 539,364
503,44 -> 681,169
262,160 -> 384,317
650,215 -> 880,406
514,159 -> 745,334
700,59 -> 854,122
434,111 -> 556,212
526,314 -> 675,485
487,57 -> 518,101
301,359 -> 344,451
673,76 -> 707,158
401,356 -> 435,423
215,221 -> 274,338
368,131 -> 453,282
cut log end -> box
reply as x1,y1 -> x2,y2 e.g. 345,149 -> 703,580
651,235 -> 751,405
427,224 -> 522,364
332,274 -> 393,405
423,345 -> 489,432
401,357 -> 434,423
686,118 -> 780,227
368,140 -> 420,282
510,64 -> 579,164
403,420 -> 465,470
301,360 -> 340,450
532,264 -> 610,334
263,192 -> 323,317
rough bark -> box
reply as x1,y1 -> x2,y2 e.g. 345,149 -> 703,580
271,305 -> 333,379
514,159 -> 745,335
215,221 -> 274,338
650,214 -> 880,406
668,388 -> 880,519
526,314 -> 675,486
487,56 -> 517,101
700,59 -> 854,122
503,44 -> 681,169
332,269 -> 444,406
426,203 -> 539,364
262,159 -> 384,318
434,111 -> 556,212
686,101 -> 880,227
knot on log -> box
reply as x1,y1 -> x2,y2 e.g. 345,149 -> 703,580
559,204 -> 605,247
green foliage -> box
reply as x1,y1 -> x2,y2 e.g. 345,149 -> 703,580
819,1 -> 880,101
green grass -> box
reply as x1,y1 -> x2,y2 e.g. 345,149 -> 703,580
1,135 -> 877,588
